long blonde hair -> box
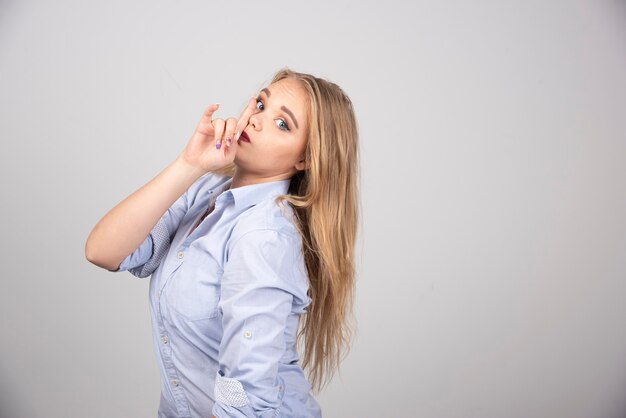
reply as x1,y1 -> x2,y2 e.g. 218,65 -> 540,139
214,68 -> 360,392
272,68 -> 359,390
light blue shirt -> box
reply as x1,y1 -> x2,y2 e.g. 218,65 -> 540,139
112,172 -> 321,418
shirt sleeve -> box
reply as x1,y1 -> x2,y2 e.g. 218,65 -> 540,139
212,228 -> 306,418
110,174 -> 207,278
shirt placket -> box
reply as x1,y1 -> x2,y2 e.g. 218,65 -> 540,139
154,190 -> 230,417
154,277 -> 191,417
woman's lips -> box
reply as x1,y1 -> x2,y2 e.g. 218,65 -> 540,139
239,131 -> 251,143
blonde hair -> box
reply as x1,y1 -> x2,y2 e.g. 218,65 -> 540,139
213,68 -> 360,392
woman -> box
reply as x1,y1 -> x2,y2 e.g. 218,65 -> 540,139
85,67 -> 359,418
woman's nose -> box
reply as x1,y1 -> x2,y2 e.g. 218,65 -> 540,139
248,112 -> 261,129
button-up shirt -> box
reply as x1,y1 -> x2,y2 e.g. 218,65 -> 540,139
112,172 -> 321,418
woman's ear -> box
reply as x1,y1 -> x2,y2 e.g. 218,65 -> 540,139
295,155 -> 308,171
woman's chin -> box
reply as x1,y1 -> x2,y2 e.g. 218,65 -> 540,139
232,154 -> 252,170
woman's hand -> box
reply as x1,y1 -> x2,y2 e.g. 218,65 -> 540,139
87,97 -> 262,269
178,96 -> 257,173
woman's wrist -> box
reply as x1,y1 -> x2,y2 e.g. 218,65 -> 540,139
172,154 -> 209,183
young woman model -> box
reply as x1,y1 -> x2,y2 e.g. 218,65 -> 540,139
85,68 -> 359,418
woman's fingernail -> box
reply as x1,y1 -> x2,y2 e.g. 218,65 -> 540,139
226,137 -> 232,145
235,131 -> 240,141
216,142 -> 221,150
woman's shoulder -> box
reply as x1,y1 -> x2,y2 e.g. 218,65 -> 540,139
227,198 -> 310,293
231,196 -> 300,245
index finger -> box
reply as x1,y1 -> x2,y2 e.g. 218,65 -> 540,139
235,96 -> 257,140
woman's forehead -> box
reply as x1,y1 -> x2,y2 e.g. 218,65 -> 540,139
263,78 -> 305,100
262,79 -> 309,127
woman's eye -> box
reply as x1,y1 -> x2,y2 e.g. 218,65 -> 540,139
256,98 -> 289,131
276,119 -> 290,131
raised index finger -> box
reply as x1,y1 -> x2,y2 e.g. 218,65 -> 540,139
235,97 -> 257,140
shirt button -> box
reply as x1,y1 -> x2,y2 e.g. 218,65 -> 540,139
161,335 -> 168,344
177,251 -> 184,259
171,379 -> 179,387
243,330 -> 252,338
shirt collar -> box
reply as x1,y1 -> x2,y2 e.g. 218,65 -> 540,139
213,177 -> 291,211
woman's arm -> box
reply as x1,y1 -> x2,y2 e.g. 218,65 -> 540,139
212,228 -> 310,417
85,156 -> 205,271
86,98 -> 256,271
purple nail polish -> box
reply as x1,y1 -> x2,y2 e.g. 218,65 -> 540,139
216,142 -> 221,150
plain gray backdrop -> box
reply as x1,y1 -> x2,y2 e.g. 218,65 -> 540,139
1,0 -> 625,417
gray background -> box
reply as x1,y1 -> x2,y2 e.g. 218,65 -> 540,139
1,0 -> 625,417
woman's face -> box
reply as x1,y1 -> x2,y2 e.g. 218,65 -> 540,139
234,77 -> 309,180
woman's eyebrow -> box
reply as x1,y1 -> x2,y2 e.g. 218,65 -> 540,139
259,88 -> 300,129
280,105 -> 299,129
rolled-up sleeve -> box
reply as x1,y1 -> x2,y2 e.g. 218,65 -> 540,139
213,229 -> 302,418
112,179 -> 196,278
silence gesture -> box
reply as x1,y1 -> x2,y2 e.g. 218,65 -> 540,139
178,96 -> 257,173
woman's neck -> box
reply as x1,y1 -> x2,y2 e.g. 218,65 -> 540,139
230,168 -> 294,189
